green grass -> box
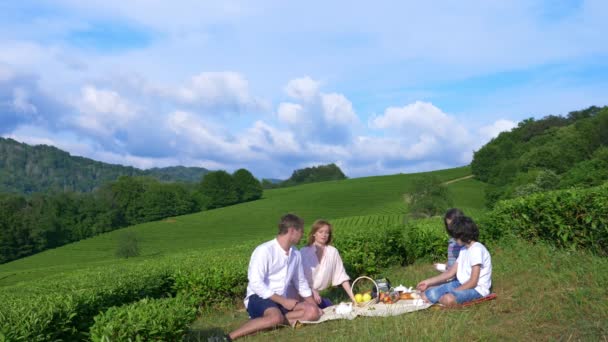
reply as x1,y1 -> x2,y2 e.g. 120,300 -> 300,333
188,239 -> 608,341
0,166 -> 472,286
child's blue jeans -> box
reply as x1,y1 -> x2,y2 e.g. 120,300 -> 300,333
425,280 -> 482,304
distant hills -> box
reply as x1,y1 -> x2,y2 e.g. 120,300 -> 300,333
0,138 -> 210,194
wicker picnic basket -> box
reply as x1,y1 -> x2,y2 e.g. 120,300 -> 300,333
351,276 -> 379,307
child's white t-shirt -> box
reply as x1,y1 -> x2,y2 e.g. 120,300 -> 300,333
456,242 -> 492,296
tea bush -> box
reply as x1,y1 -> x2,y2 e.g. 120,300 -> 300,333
334,225 -> 407,277
485,183 -> 608,255
90,296 -> 197,342
401,218 -> 447,264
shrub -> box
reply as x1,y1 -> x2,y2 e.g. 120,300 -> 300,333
90,296 -> 197,342
334,225 -> 407,277
485,183 -> 608,255
115,231 -> 140,259
401,218 -> 448,264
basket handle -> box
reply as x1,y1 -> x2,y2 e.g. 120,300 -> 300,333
351,276 -> 379,295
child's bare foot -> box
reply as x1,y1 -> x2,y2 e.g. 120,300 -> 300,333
420,292 -> 431,303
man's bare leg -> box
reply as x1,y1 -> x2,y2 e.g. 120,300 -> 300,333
228,307 -> 285,340
285,302 -> 321,326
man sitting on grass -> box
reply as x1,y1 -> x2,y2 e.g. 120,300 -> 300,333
214,214 -> 322,341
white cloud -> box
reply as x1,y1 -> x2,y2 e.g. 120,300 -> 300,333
321,93 -> 358,125
12,87 -> 37,114
370,101 -> 452,137
277,102 -> 303,125
74,85 -> 138,135
166,110 -> 254,159
174,72 -> 253,107
243,120 -> 301,155
0,65 -> 15,81
479,119 -> 517,142
285,76 -> 320,101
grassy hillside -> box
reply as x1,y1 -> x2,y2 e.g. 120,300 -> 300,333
0,166 -> 473,286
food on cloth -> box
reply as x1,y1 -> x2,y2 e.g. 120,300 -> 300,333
335,302 -> 353,314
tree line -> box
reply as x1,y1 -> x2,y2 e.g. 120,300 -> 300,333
0,169 -> 262,264
471,105 -> 608,207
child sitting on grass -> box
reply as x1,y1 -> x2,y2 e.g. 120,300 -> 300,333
434,208 -> 465,272
417,216 -> 492,306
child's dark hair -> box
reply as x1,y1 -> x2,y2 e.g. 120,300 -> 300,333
451,216 -> 479,244
444,208 -> 464,237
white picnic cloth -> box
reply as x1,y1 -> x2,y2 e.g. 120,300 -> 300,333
300,300 -> 432,324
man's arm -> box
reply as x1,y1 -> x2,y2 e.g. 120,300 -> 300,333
248,247 -> 275,300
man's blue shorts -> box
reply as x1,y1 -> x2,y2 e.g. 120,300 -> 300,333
246,294 -> 289,319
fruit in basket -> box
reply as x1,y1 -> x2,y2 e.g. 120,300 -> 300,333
362,293 -> 372,302
355,293 -> 363,303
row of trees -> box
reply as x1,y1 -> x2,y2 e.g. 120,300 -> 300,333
0,169 -> 263,264
471,105 -> 608,207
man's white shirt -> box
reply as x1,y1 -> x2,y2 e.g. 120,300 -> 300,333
244,238 -> 312,307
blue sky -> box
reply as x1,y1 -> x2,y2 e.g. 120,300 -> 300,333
1,0 -> 607,178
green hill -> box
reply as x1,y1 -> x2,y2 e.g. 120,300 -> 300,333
0,166 -> 473,286
472,105 -> 608,206
0,137 -> 210,194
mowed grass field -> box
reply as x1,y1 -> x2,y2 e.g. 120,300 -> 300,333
0,166 -> 473,286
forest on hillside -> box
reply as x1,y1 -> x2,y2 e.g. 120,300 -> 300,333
0,169 -> 262,264
0,138 -> 210,194
472,105 -> 608,206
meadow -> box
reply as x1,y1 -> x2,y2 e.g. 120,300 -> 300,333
1,165 -> 606,341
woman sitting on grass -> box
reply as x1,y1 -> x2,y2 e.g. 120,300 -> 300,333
300,220 -> 357,307
417,216 -> 492,306
434,208 -> 465,273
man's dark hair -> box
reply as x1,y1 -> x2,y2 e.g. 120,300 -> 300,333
451,216 -> 479,244
278,214 -> 304,235
444,208 -> 465,237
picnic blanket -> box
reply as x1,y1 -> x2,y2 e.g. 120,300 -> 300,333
445,293 -> 497,309
300,300 -> 432,325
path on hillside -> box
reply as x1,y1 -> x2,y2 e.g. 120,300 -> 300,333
442,174 -> 474,185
